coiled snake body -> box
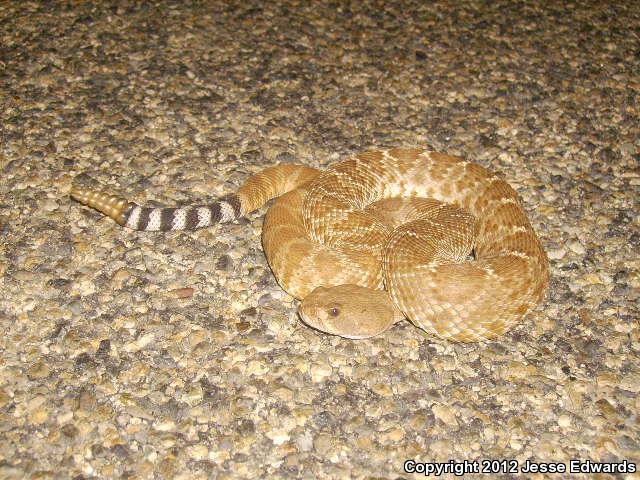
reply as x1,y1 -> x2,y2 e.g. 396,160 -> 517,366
71,148 -> 549,342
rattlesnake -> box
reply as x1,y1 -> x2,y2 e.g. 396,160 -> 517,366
71,147 -> 549,342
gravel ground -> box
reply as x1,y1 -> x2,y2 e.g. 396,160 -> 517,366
1,1 -> 638,479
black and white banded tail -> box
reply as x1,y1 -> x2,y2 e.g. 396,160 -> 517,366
70,187 -> 242,231
70,163 -> 320,232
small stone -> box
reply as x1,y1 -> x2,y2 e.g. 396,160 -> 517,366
135,460 -> 154,477
110,269 -> 132,289
581,273 -> 602,285
568,240 -> 586,255
27,395 -> 47,411
509,438 -> 523,451
379,427 -> 405,443
0,389 -> 11,409
296,431 -> 313,452
356,435 -> 373,450
57,411 -> 74,424
167,287 -> 194,299
266,427 -> 290,445
245,360 -> 269,376
596,399 -> 618,420
42,198 -> 59,212
154,419 -> 177,432
313,433 -> 333,455
27,361 -> 50,379
547,247 -> 566,260
186,444 -> 208,461
184,385 -> 203,406
61,423 -> 79,438
310,363 -> 333,382
123,333 -> 156,353
30,408 -> 49,424
370,383 -> 393,397
619,373 -> 640,393
558,415 -> 572,428
431,404 -> 458,427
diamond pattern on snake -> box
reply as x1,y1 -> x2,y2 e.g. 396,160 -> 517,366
71,147 -> 549,342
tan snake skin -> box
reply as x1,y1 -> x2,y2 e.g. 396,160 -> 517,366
71,147 -> 549,342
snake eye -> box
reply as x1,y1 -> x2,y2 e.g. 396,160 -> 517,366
328,307 -> 340,317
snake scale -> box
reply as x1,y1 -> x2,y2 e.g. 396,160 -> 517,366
71,147 -> 549,342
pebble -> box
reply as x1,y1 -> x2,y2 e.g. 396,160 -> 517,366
547,247 -> 566,260
309,363 -> 333,382
568,240 -> 586,255
123,333 -> 156,353
167,287 -> 195,299
186,445 -> 209,461
26,361 -> 50,380
432,404 -> 458,427
266,427 -> 291,446
370,383 -> 394,397
557,414 -> 572,428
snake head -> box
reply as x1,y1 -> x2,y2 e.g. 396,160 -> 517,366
298,285 -> 402,339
